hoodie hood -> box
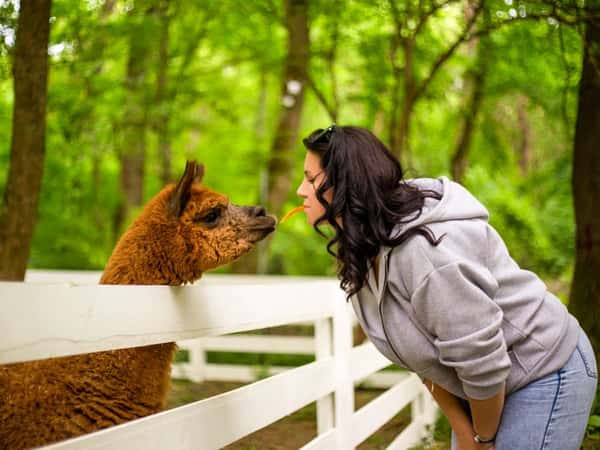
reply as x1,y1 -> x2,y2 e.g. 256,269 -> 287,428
389,176 -> 490,239
353,174 -> 580,402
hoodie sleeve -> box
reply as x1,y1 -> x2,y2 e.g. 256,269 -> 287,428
410,260 -> 511,400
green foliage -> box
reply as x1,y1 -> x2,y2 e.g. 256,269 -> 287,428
464,162 -> 574,280
585,390 -> 600,447
1,3 -> 596,448
406,412 -> 452,450
0,0 -> 583,283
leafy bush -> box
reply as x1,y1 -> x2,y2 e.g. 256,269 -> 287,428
464,164 -> 573,280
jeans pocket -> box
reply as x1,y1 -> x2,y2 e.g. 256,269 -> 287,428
576,332 -> 598,379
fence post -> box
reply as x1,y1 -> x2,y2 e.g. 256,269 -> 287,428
332,286 -> 354,450
187,339 -> 206,383
422,387 -> 438,431
412,387 -> 425,420
412,385 -> 439,443
315,315 -> 334,434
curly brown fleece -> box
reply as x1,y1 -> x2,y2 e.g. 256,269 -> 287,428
0,162 -> 275,449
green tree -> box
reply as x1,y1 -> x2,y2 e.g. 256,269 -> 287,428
569,5 -> 600,360
114,0 -> 160,236
0,0 -> 52,280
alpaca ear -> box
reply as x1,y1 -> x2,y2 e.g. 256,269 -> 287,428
195,163 -> 205,183
168,160 -> 205,217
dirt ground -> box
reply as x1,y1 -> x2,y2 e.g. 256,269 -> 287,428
167,379 -> 444,450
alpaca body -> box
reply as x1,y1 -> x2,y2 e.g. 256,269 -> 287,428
1,344 -> 176,449
0,162 -> 276,449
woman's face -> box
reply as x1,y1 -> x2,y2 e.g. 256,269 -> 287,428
296,151 -> 332,226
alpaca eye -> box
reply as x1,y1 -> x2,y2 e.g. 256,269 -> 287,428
194,208 -> 221,225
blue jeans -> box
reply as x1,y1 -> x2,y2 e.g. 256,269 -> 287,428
451,327 -> 598,450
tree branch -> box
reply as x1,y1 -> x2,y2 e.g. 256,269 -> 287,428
306,73 -> 337,121
170,23 -> 210,102
414,0 -> 483,102
388,0 -> 405,39
414,0 -> 462,36
246,0 -> 285,25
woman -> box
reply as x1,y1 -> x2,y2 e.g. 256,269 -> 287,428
295,125 -> 597,450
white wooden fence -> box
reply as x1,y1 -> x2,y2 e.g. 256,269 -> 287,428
0,270 -> 438,450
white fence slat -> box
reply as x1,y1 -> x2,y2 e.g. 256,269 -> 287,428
6,271 -> 438,450
186,340 -> 206,383
350,341 -> 395,382
357,370 -> 407,389
24,270 -> 335,285
298,428 -> 337,450
385,416 -> 425,450
315,317 -> 334,435
25,270 -> 103,284
350,373 -> 421,447
178,335 -> 315,354
412,389 -> 425,418
422,389 -> 439,425
0,282 -> 336,364
172,362 -> 407,389
170,362 -> 192,380
25,271 -> 359,326
41,357 -> 337,450
172,363 -> 293,382
332,295 -> 354,450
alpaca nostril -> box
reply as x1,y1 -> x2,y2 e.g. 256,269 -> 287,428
254,206 -> 266,217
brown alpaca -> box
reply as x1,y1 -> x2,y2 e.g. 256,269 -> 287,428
0,161 -> 276,449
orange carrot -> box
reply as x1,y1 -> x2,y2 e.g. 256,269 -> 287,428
280,205 -> 305,224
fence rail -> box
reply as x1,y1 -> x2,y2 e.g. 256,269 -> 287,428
0,270 -> 438,449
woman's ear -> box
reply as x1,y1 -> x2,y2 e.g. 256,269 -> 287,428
168,160 -> 205,217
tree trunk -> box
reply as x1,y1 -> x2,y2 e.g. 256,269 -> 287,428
387,0 -> 415,161
84,1 -> 116,228
516,95 -> 531,176
0,0 -> 52,281
450,76 -> 484,183
153,6 -> 211,188
387,0 -> 482,163
450,73 -> 484,182
155,0 -> 172,185
307,2 -> 339,122
265,0 -> 309,218
395,93 -> 414,164
388,33 -> 401,155
451,0 -> 488,182
327,3 -> 340,121
231,70 -> 270,274
393,37 -> 416,163
114,0 -> 157,236
569,17 -> 600,361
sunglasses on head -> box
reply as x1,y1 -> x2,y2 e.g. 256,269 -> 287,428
303,124 -> 337,147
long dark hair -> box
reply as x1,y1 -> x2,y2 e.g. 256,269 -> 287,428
302,125 -> 445,299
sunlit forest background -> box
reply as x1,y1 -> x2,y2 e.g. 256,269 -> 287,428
0,0 -> 587,289
1,0 -> 599,448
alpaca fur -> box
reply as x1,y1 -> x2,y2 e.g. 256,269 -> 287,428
0,161 -> 276,449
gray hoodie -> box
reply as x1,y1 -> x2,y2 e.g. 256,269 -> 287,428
350,176 -> 580,400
